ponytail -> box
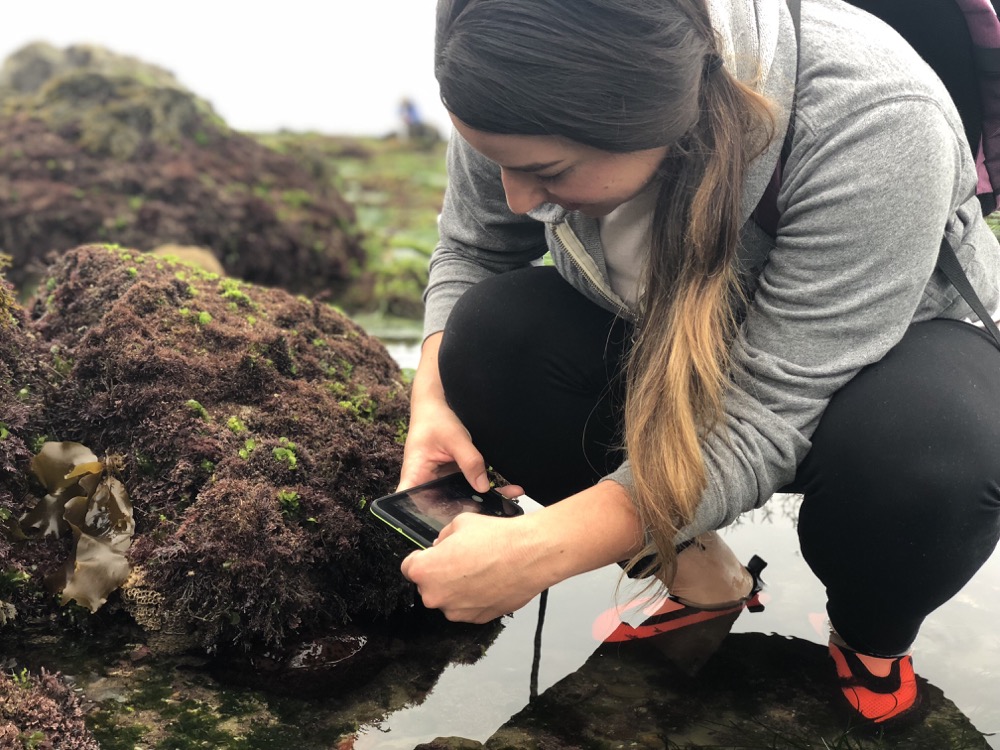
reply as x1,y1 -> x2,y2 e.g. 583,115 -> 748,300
624,58 -> 774,580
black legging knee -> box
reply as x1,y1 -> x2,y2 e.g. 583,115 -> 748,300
439,267 -> 1000,655
792,318 -> 1000,655
439,266 -> 630,503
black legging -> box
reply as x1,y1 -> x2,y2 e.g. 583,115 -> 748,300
439,266 -> 1000,657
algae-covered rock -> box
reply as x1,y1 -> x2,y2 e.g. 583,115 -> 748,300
11,244 -> 414,651
0,41 -> 183,99
0,42 -> 365,298
149,243 -> 226,276
260,131 -> 448,319
0,668 -> 100,749
0,261 -> 47,623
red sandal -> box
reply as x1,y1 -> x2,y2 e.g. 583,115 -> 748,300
593,555 -> 767,643
829,640 -> 923,727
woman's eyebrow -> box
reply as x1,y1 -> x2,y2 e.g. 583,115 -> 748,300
502,159 -> 565,173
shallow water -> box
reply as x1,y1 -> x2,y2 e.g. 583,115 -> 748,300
384,339 -> 422,373
348,494 -> 1000,748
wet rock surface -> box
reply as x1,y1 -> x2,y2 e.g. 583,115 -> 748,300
481,633 -> 991,749
6,607 -> 501,749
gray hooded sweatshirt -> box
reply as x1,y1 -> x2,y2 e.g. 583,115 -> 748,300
423,0 -> 1000,541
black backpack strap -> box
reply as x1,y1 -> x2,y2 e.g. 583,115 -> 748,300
751,0 -> 800,235
937,238 -> 1000,347
783,0 -> 801,166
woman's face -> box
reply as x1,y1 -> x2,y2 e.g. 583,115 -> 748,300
451,115 -> 668,218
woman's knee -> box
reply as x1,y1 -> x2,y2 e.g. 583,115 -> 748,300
441,267 -> 559,363
439,266 -> 627,412
798,320 -> 1000,497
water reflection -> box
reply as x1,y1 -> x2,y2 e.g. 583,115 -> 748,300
353,498 -> 629,747
727,494 -> 1000,747
352,493 -> 1000,748
348,336 -> 1000,747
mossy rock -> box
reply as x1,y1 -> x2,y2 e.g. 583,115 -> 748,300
256,132 -> 449,319
3,244 -> 414,652
0,43 -> 365,299
0,42 -> 184,101
0,263 -> 47,621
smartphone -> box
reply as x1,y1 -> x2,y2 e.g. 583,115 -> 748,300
370,472 -> 524,549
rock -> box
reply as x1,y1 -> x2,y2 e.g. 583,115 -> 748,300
0,43 -> 365,299
7,244 -> 414,652
0,263 -> 46,620
0,41 -> 182,98
414,738 -> 484,750
149,244 -> 226,276
485,633 -> 992,749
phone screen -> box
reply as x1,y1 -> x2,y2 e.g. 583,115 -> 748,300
392,488 -> 485,530
371,473 -> 523,548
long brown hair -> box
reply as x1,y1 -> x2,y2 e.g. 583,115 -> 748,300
436,0 -> 775,577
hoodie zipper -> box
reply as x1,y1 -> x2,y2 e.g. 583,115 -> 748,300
553,221 -> 635,320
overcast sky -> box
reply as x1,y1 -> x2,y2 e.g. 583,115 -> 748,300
1,1 -> 451,137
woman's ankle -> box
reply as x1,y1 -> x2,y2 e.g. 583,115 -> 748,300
666,531 -> 754,608
829,630 -> 910,677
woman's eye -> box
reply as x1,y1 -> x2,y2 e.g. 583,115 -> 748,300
537,170 -> 566,184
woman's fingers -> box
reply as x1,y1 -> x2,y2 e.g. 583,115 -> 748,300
496,484 -> 525,499
400,550 -> 420,581
397,458 -> 458,492
450,440 -> 489,492
397,400 -> 484,491
398,514 -> 543,623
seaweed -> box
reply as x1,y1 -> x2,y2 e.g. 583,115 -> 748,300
9,244 -> 414,652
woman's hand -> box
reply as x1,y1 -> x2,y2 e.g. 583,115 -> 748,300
401,512 -> 550,623
398,332 -> 491,493
401,480 -> 647,623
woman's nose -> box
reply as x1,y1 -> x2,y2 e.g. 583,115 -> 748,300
500,169 -> 548,214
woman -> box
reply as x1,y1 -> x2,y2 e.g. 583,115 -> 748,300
399,0 -> 1000,727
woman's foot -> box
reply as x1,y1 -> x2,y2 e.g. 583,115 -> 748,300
594,549 -> 766,644
828,635 -> 922,726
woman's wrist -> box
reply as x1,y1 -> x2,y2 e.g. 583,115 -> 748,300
516,480 -> 646,588
409,333 -> 451,415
